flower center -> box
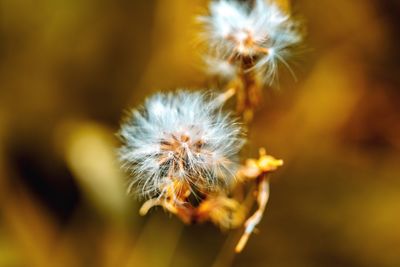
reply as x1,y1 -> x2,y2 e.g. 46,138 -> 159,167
226,28 -> 256,55
158,132 -> 205,175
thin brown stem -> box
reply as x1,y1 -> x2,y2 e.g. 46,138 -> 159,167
235,176 -> 270,252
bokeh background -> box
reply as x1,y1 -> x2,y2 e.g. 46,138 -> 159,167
1,0 -> 400,266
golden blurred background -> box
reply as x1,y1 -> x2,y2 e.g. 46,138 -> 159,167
1,0 -> 400,266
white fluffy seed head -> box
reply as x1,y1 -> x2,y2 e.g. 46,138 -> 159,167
118,90 -> 245,199
199,0 -> 302,84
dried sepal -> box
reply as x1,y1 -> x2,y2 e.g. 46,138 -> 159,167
197,194 -> 245,230
234,148 -> 283,252
238,148 -> 284,180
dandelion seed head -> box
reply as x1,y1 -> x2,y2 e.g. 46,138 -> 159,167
119,90 -> 245,199
200,0 -> 302,84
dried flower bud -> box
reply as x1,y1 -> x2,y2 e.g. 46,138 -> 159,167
118,90 -> 245,200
